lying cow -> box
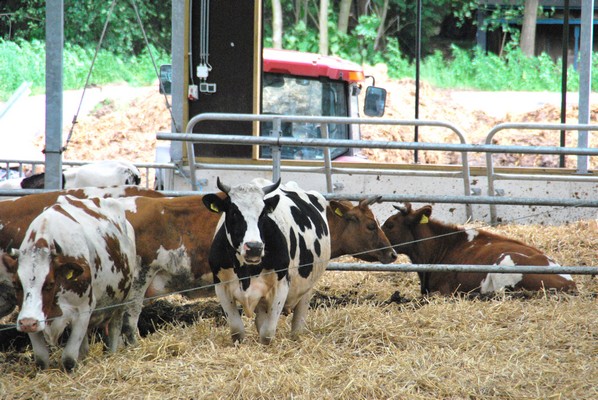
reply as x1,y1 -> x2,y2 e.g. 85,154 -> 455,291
382,202 -> 577,295
2,195 -> 142,371
0,186 -> 163,320
203,178 -> 330,344
0,160 -> 141,190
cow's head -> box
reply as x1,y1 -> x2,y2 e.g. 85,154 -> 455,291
382,202 -> 433,255
328,196 -> 397,263
3,240 -> 91,333
203,178 -> 281,265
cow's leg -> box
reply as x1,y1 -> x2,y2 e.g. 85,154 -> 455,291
254,301 -> 267,334
216,284 -> 245,343
28,331 -> 50,370
122,260 -> 156,346
257,279 -> 289,345
106,308 -> 125,353
79,333 -> 90,360
290,288 -> 312,338
62,315 -> 90,372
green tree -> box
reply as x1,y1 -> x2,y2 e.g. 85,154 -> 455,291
0,0 -> 171,55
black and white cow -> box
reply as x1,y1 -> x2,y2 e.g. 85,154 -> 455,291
2,195 -> 141,371
203,178 -> 331,344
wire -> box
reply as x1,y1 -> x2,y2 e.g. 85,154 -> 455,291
129,0 -> 180,133
63,0 -> 118,153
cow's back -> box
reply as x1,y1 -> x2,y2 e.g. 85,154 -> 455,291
118,194 -> 223,298
266,183 -> 331,308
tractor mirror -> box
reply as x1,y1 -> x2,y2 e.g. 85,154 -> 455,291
364,86 -> 386,117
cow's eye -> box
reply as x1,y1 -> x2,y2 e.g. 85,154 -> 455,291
385,222 -> 393,229
13,281 -> 23,293
42,282 -> 54,292
367,222 -> 377,231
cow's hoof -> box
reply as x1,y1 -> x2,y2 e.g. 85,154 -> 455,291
259,336 -> 273,345
62,357 -> 77,373
231,332 -> 245,344
35,357 -> 49,370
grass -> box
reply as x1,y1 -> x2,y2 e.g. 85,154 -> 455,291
0,39 -> 170,101
1,38 -> 596,102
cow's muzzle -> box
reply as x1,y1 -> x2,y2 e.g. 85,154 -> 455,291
18,317 -> 42,333
381,249 -> 398,264
243,241 -> 264,264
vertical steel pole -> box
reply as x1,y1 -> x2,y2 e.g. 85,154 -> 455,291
413,0 -> 421,163
559,0 -> 569,168
45,0 -> 64,189
577,0 -> 593,174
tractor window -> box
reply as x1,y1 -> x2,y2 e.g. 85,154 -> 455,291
260,73 -> 349,160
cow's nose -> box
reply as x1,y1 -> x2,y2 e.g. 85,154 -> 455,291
244,241 -> 264,257
18,317 -> 40,333
383,250 -> 398,264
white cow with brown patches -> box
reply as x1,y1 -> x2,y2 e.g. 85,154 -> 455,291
2,195 -> 141,371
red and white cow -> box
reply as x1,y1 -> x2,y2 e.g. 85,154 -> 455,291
2,195 -> 141,371
0,186 -> 163,320
382,202 -> 577,295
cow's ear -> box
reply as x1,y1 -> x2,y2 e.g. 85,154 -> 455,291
2,253 -> 18,274
415,206 -> 433,225
328,200 -> 349,218
203,193 -> 226,213
57,262 -> 85,281
329,201 -> 356,221
264,194 -> 280,213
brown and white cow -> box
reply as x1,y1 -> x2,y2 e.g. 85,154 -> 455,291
382,202 -> 577,295
327,197 -> 396,263
2,195 -> 141,371
0,186 -> 163,320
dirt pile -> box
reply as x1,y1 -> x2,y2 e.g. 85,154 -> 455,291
359,63 -> 597,169
32,70 -> 596,171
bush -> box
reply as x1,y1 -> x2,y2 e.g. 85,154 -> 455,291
0,40 -> 170,101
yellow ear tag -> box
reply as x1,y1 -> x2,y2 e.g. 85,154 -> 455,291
210,203 -> 219,213
334,208 -> 343,217
66,270 -> 74,280
419,215 -> 429,224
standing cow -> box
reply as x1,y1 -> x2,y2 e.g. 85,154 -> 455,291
2,195 -> 141,371
0,186 -> 163,320
382,202 -> 577,295
203,178 -> 331,344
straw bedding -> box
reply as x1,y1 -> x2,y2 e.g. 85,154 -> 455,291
8,72 -> 597,399
0,221 -> 596,399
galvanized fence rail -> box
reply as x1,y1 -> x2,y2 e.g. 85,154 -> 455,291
1,116 -> 596,276
484,122 -> 598,223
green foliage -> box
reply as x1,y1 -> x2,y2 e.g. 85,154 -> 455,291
414,45 -> 589,92
0,39 -> 169,101
1,0 -> 171,55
